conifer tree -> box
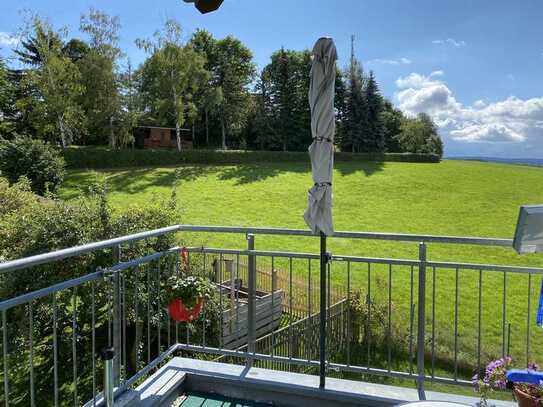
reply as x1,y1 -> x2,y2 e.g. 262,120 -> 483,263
362,70 -> 385,152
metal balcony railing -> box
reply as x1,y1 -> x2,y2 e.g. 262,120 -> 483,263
0,225 -> 541,406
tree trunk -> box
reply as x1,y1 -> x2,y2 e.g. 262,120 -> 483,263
205,110 -> 209,147
192,122 -> 195,146
176,123 -> 182,152
109,116 -> 115,149
58,118 -> 67,149
221,118 -> 227,150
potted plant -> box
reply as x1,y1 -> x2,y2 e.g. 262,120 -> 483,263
163,274 -> 214,322
473,357 -> 543,406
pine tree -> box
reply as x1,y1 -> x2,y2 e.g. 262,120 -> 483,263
363,71 -> 385,152
342,36 -> 367,152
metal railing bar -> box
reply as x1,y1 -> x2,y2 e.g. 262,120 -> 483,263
427,261 -> 543,274
502,272 -> 507,357
347,261 -> 351,367
186,247 -> 420,267
91,283 -> 96,407
526,274 -> 532,366
175,342 -> 473,386
0,225 -> 181,274
477,270 -> 482,374
53,292 -> 59,407
387,264 -> 392,372
157,262 -> 162,355
135,266 -> 140,372
2,309 -> 8,407
409,265 -> 414,374
72,287 -> 78,407
107,247 -> 179,274
431,266 -> 436,379
0,271 -> 103,311
288,257 -> 293,361
188,248 -> 543,275
454,268 -> 459,381
366,263 -> 371,371
0,224 -> 522,276
147,266 -> 151,364
176,225 -> 513,246
29,301 -> 35,407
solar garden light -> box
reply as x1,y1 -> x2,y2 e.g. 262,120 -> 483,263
505,205 -> 543,390
512,204 -> 543,326
513,205 -> 543,254
182,0 -> 224,14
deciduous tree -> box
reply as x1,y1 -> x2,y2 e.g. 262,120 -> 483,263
137,20 -> 208,152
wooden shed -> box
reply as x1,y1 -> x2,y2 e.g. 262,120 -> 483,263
134,126 -> 193,150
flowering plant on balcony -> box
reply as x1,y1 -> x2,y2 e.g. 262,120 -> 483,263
473,357 -> 543,406
163,274 -> 214,322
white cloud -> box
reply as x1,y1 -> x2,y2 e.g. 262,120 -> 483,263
369,57 -> 412,65
0,32 -> 19,47
394,71 -> 543,150
432,38 -> 466,47
430,70 -> 444,77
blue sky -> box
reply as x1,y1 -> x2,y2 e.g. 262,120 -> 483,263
1,0 -> 542,158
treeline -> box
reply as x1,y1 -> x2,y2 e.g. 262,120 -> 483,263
0,11 -> 442,157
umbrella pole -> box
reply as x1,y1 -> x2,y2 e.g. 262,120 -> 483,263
319,232 -> 327,388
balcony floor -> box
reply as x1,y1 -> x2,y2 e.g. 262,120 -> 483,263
121,357 -> 515,407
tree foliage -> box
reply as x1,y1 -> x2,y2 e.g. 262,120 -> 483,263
138,20 -> 208,151
15,17 -> 85,147
0,136 -> 66,194
398,112 -> 443,156
1,17 -> 442,157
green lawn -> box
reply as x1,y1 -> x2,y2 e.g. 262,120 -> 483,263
60,159 -> 543,390
60,160 -> 543,266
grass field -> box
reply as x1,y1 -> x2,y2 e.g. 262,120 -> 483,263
60,159 -> 543,396
60,159 -> 543,266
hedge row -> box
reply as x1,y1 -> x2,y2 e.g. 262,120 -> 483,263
64,146 -> 440,169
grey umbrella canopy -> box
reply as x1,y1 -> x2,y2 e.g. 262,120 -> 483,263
304,38 -> 338,237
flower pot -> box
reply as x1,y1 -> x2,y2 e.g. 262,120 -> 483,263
514,386 -> 543,407
168,298 -> 203,322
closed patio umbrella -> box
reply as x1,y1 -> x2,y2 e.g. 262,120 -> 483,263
304,38 -> 337,236
303,37 -> 337,389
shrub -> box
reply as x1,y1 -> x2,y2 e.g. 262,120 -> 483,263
63,146 -> 440,169
0,136 -> 66,195
0,178 -> 180,405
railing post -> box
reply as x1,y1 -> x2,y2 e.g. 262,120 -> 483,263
101,347 -> 115,407
417,242 -> 427,400
247,234 -> 256,367
112,245 -> 122,387
319,232 -> 329,389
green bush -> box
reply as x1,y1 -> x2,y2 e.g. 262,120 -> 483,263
63,146 -> 440,169
0,178 -> 181,405
0,136 -> 66,195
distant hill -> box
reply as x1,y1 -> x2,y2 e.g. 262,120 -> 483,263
448,156 -> 543,167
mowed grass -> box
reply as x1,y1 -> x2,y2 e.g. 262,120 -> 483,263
60,160 -> 543,388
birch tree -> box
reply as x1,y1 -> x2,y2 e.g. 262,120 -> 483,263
16,17 -> 84,147
137,20 -> 208,152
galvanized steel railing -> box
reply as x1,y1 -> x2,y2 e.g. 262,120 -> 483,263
0,225 -> 541,406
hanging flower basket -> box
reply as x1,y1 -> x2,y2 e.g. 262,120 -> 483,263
168,297 -> 204,322
163,273 -> 213,323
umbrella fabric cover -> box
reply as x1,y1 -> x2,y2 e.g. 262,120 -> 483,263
304,38 -> 337,236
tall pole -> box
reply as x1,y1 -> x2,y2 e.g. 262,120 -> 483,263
319,232 -> 327,389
